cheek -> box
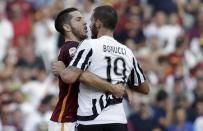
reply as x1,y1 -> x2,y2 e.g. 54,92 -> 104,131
72,24 -> 82,31
72,21 -> 82,28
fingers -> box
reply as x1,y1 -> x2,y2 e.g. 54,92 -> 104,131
51,61 -> 66,76
113,84 -> 125,98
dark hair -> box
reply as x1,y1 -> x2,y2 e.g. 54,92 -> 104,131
93,5 -> 118,30
41,94 -> 54,105
175,36 -> 186,48
156,90 -> 168,102
55,8 -> 78,35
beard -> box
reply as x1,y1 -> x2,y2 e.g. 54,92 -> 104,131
71,25 -> 87,41
91,23 -> 98,39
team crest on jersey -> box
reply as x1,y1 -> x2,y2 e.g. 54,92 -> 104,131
69,47 -> 77,57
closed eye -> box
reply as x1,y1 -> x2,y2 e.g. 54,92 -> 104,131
75,17 -> 82,21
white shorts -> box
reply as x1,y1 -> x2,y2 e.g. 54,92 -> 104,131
48,121 -> 75,131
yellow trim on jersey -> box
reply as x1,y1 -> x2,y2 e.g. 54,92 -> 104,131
61,123 -> 64,131
58,85 -> 72,122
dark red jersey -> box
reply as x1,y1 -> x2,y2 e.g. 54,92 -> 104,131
51,41 -> 79,122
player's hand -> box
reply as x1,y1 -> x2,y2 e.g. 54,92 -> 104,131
52,61 -> 65,76
112,84 -> 125,98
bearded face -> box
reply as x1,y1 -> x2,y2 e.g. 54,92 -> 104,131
68,11 -> 88,41
71,27 -> 87,41
90,15 -> 98,39
70,23 -> 88,41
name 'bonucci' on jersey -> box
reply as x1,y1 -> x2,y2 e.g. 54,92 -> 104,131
69,36 -> 146,125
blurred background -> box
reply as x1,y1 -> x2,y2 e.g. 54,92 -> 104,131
0,0 -> 203,131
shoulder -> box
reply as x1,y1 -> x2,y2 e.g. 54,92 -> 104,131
62,42 -> 79,56
78,39 -> 97,48
62,41 -> 79,49
63,41 -> 78,49
117,41 -> 135,58
82,39 -> 98,44
116,40 -> 132,52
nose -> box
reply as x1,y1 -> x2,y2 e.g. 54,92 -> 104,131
84,21 -> 87,26
84,22 -> 87,29
81,18 -> 86,25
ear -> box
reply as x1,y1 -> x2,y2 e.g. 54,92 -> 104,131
63,24 -> 71,32
95,19 -> 102,29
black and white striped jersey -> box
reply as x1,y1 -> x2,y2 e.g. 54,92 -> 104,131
69,36 -> 146,125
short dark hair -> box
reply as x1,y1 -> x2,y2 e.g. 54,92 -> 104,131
156,90 -> 168,102
55,8 -> 78,35
93,5 -> 118,30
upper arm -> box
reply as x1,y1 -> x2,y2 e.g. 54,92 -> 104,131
127,57 -> 149,94
129,57 -> 146,87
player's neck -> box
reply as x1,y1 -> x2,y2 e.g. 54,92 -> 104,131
65,34 -> 80,43
97,28 -> 113,38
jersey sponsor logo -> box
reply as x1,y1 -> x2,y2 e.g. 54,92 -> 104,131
69,47 -> 77,57
103,45 -> 126,55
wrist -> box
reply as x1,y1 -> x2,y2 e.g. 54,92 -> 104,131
110,85 -> 117,94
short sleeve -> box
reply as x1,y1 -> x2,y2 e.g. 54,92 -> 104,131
69,40 -> 93,71
128,56 -> 146,87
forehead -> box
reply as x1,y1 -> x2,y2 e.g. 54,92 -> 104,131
69,11 -> 82,18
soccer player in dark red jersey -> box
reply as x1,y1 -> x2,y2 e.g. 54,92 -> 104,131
49,8 -> 125,131
52,6 -> 150,131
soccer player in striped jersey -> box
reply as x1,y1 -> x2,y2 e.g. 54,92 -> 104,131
49,8 -> 125,131
53,5 -> 149,131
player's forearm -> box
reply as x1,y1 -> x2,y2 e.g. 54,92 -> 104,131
131,81 -> 150,94
80,71 -> 116,93
60,67 -> 83,84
